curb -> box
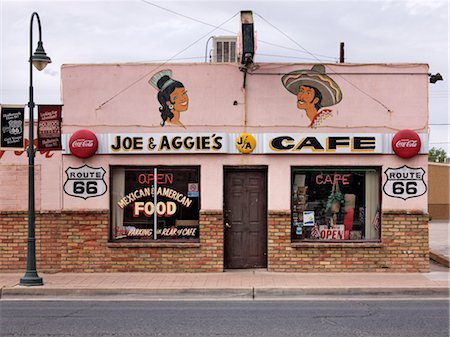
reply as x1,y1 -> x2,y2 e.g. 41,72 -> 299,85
2,287 -> 449,300
430,250 -> 450,268
1,287 -> 254,300
254,287 -> 450,299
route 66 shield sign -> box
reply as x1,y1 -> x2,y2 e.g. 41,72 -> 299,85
383,166 -> 427,200
64,165 -> 107,199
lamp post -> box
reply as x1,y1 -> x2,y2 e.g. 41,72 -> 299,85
20,12 -> 52,286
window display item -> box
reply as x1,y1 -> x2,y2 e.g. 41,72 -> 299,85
343,194 -> 356,239
303,211 -> 315,226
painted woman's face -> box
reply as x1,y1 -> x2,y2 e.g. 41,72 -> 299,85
297,85 -> 318,110
169,87 -> 189,112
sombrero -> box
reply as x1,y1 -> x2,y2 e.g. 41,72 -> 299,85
281,64 -> 342,107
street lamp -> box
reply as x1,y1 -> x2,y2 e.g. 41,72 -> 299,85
20,12 -> 52,286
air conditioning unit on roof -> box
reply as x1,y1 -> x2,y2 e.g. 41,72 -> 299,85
212,36 -> 237,63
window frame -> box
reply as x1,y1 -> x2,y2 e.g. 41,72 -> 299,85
109,165 -> 201,243
290,166 -> 382,243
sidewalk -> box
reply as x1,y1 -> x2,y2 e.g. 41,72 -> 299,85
1,221 -> 448,300
0,269 -> 449,300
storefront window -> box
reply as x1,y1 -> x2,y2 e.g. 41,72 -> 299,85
111,166 -> 200,242
291,167 -> 380,242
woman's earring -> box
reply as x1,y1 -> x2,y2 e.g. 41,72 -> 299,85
169,104 -> 174,110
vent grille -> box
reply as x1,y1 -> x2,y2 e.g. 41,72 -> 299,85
213,37 -> 237,63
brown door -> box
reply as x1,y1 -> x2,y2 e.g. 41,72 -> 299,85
224,167 -> 267,269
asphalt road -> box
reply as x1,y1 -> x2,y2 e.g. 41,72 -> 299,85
0,300 -> 448,337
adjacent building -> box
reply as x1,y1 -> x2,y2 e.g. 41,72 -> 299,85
428,162 -> 450,220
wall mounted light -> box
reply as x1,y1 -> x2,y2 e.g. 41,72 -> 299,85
429,73 -> 443,84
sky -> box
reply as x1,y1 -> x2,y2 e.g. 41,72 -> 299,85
0,0 -> 449,153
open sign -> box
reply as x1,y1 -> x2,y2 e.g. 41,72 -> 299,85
319,225 -> 344,240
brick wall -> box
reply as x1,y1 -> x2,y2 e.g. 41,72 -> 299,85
0,210 -> 223,272
1,209 -> 428,272
268,210 -> 429,272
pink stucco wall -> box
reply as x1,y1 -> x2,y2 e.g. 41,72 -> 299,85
1,63 -> 429,212
0,125 -> 62,210
61,63 -> 428,133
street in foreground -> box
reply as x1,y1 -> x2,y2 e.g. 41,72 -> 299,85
0,300 -> 449,337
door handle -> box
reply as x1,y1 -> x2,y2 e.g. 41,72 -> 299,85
224,209 -> 232,229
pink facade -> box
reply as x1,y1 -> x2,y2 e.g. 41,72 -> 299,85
0,62 -> 430,272
59,63 -> 428,211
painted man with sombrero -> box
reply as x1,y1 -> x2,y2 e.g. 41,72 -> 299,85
281,64 -> 342,128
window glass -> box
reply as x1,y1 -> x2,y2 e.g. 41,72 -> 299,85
111,166 -> 200,242
291,167 -> 380,242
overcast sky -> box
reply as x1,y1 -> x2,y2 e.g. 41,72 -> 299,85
1,0 -> 448,152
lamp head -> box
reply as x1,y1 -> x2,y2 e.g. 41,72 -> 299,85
429,73 -> 443,84
31,41 -> 51,71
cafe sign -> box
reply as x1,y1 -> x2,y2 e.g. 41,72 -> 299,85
62,132 -> 428,155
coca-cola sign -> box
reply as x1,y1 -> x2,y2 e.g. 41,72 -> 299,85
392,129 -> 421,159
69,129 -> 98,158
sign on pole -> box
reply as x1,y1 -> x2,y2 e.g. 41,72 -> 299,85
37,105 -> 62,151
0,105 -> 25,151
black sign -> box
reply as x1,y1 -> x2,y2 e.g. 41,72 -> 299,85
0,106 -> 25,150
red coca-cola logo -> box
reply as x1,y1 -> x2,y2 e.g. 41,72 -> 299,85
72,139 -> 94,148
69,130 -> 98,159
392,129 -> 421,159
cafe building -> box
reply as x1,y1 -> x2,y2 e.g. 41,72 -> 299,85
0,61 -> 430,273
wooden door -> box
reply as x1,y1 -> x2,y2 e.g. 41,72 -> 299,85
224,168 -> 267,269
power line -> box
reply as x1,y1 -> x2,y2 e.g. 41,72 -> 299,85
254,12 -> 393,113
96,12 -> 239,110
133,56 -> 205,63
254,13 -> 331,65
257,53 -> 334,61
140,0 -> 337,61
257,41 -> 337,61
141,0 -> 226,31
